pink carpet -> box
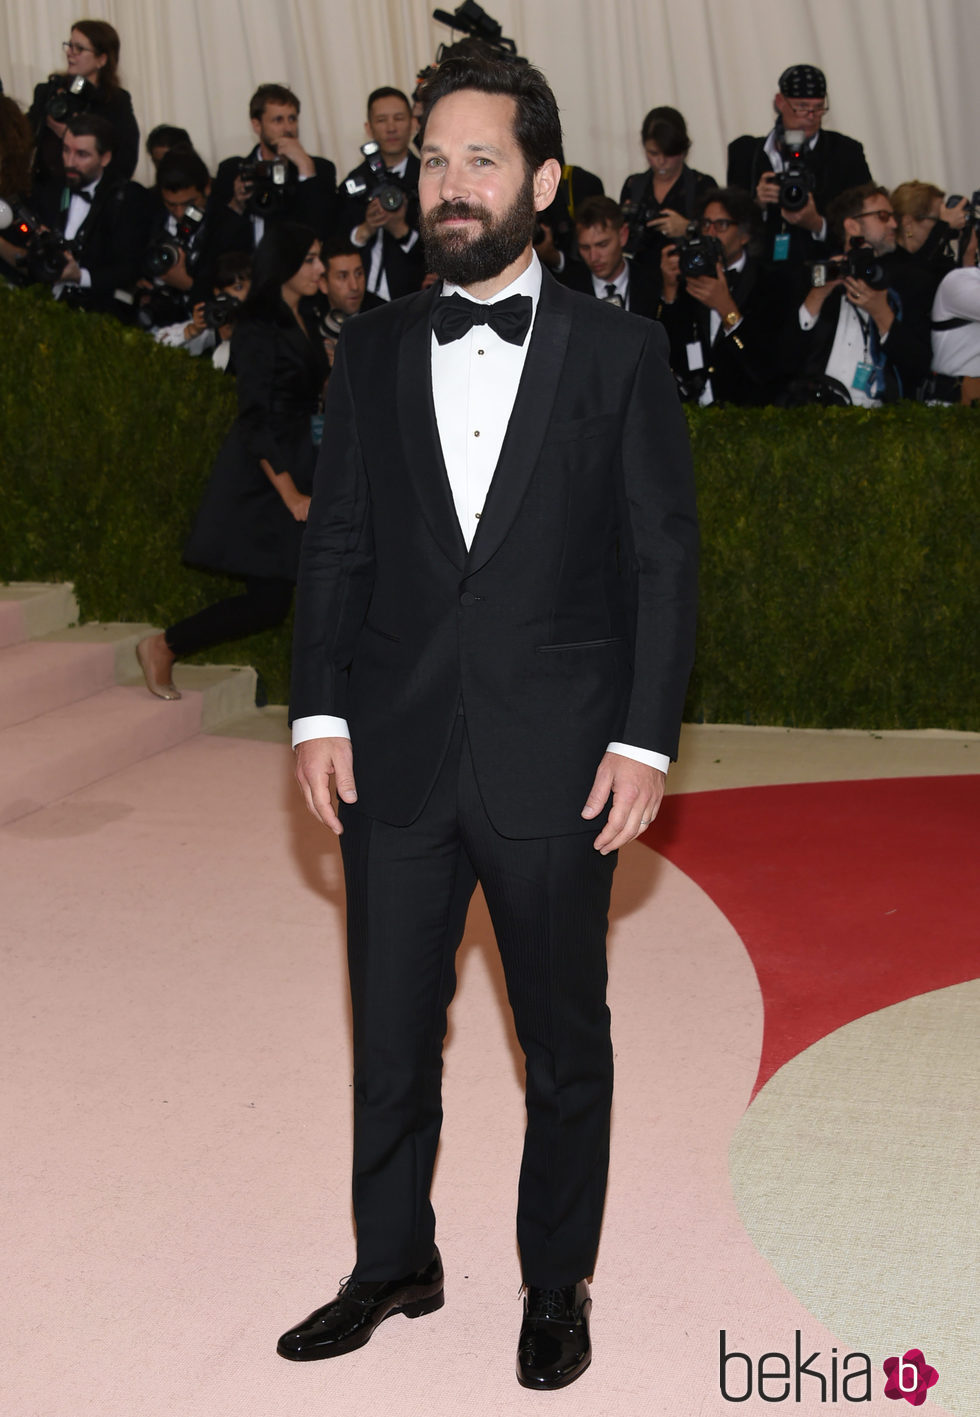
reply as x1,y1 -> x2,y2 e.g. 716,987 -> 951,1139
2,734 -> 964,1415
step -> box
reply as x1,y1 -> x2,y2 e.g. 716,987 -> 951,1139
0,582 -> 79,647
0,683 -> 203,826
0,639 -> 118,732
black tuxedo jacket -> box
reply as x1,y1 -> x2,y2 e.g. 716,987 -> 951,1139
727,128 -> 872,265
290,272 -> 698,838
558,255 -> 661,318
33,175 -> 148,313
339,152 -> 424,298
213,149 -> 340,243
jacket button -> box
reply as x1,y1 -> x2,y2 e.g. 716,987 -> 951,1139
459,591 -> 477,606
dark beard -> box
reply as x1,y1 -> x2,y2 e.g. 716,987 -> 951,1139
420,170 -> 537,287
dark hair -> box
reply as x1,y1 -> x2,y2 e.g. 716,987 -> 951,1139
640,105 -> 691,157
214,250 -> 252,289
146,124 -> 192,156
249,83 -> 301,121
156,147 -> 210,194
419,54 -> 562,173
367,86 -> 411,116
322,238 -> 364,265
70,19 -> 121,98
827,183 -> 890,241
695,185 -> 758,235
574,195 -> 625,231
0,94 -> 34,201
243,221 -> 317,323
65,112 -> 114,155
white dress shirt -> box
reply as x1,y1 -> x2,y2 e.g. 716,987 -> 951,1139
293,252 -> 670,774
589,263 -> 629,307
931,267 -> 980,376
54,177 -> 100,294
350,155 -> 419,301
799,295 -> 881,407
762,128 -> 827,243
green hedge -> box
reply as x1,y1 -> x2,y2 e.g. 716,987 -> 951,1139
1,284 -> 977,727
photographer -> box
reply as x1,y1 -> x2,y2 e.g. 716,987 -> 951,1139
28,19 -> 139,186
341,87 -> 424,300
779,184 -> 932,405
618,106 -> 717,269
556,195 -> 659,316
929,248 -> 980,405
138,147 -> 222,333
893,180 -> 973,285
154,250 -> 252,371
311,240 -> 385,367
30,113 -> 147,318
532,150 -> 604,272
727,65 -> 871,269
658,187 -> 785,405
213,84 -> 339,249
0,94 -> 35,281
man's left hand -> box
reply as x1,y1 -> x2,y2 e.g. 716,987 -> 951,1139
581,752 -> 665,855
686,260 -> 738,317
274,136 -> 315,178
59,254 -> 82,284
781,192 -> 824,234
844,276 -> 893,334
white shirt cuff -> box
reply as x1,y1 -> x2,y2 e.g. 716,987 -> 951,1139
292,714 -> 350,749
816,217 -> 828,242
400,228 -> 419,251
606,742 -> 670,775
799,305 -> 817,330
350,225 -> 369,248
78,268 -> 92,288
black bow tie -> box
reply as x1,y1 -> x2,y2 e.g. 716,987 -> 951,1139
68,187 -> 94,203
432,292 -> 533,347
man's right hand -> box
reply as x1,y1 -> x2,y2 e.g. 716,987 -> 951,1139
660,243 -> 681,302
295,736 -> 357,834
756,173 -> 781,207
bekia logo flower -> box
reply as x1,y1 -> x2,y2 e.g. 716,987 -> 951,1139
883,1349 -> 939,1406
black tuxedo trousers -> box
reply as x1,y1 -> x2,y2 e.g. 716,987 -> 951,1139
342,715 -> 616,1286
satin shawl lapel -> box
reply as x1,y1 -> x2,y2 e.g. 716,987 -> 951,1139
396,285 -> 468,570
464,273 -> 572,576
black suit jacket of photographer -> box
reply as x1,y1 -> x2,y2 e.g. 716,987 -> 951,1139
777,248 -> 934,399
339,152 -> 425,299
29,76 -> 140,187
727,128 -> 872,265
557,253 -> 661,319
289,270 -> 699,838
33,172 -> 148,313
213,147 -> 341,245
656,255 -> 790,405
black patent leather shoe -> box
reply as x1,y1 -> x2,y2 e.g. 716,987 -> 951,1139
276,1249 -> 444,1360
516,1280 -> 592,1389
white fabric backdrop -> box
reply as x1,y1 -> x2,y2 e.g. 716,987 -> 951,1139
3,0 -> 979,198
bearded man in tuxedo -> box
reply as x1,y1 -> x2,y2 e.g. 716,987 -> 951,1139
279,54 -> 698,1391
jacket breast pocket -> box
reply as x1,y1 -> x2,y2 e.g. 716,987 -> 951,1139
545,414 -> 618,444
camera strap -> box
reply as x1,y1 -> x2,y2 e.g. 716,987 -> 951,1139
932,316 -> 971,331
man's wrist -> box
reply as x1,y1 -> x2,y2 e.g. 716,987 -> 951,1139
292,715 -> 351,749
606,742 -> 670,775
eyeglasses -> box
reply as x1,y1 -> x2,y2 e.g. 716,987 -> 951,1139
857,208 -> 895,222
63,40 -> 95,55
700,217 -> 735,233
786,102 -> 828,119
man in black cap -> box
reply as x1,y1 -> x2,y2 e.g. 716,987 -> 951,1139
727,64 -> 871,268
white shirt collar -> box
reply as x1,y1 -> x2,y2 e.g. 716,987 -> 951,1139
441,249 -> 543,307
726,251 -> 748,275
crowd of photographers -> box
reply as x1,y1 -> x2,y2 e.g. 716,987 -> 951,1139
1,19 -> 978,407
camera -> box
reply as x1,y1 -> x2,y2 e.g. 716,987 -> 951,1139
144,204 -> 205,277
202,293 -> 241,330
238,156 -> 295,214
775,126 -> 816,213
45,74 -> 97,124
0,203 -> 73,282
811,237 -> 887,290
344,142 -> 409,213
674,226 -> 724,280
620,190 -> 660,256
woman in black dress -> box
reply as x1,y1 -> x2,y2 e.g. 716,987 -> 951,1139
619,106 -> 717,268
137,222 -> 328,700
29,19 -> 140,185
